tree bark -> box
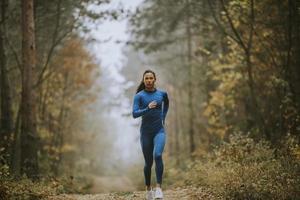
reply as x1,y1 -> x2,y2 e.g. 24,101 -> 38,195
186,0 -> 195,157
287,0 -> 300,114
0,0 -> 14,164
11,105 -> 21,175
174,89 -> 180,165
20,0 -> 39,178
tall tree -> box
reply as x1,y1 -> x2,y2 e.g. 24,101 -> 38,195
20,0 -> 39,177
0,0 -> 14,163
185,0 -> 195,155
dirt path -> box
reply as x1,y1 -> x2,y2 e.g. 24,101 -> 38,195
89,175 -> 136,193
47,186 -> 220,200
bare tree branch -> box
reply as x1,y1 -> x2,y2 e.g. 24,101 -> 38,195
4,33 -> 21,72
34,26 -> 74,88
247,0 -> 254,51
36,0 -> 62,87
219,0 -> 247,52
206,0 -> 239,44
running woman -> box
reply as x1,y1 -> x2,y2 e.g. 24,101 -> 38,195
132,70 -> 169,200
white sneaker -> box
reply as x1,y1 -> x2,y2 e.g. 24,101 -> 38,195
145,188 -> 154,200
154,187 -> 164,199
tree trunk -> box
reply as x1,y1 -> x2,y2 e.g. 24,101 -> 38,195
11,105 -> 21,175
293,0 -> 300,112
0,0 -> 14,164
174,89 -> 180,165
287,0 -> 300,114
51,72 -> 68,176
20,0 -> 39,178
186,0 -> 195,157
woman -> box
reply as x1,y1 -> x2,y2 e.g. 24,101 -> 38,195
132,70 -> 169,200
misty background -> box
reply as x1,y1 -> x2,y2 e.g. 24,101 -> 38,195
1,0 -> 299,198
73,0 -> 162,192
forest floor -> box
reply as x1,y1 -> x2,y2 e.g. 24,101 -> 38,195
47,186 -> 220,200
46,175 -> 221,199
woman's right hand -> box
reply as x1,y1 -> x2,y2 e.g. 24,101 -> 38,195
148,101 -> 157,109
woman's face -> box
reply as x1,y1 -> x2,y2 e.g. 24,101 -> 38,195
143,72 -> 156,89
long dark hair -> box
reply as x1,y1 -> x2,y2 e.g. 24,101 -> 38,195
136,69 -> 156,94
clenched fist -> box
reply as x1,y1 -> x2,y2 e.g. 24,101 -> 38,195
148,101 -> 157,109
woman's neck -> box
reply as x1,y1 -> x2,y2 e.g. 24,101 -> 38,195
144,87 -> 156,92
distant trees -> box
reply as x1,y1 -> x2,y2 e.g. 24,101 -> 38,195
130,0 -> 207,158
0,0 -> 107,178
128,0 -> 300,162
205,0 -> 300,142
38,37 -> 99,176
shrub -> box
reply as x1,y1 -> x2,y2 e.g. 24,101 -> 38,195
0,176 -> 57,200
183,133 -> 300,199
0,164 -> 93,199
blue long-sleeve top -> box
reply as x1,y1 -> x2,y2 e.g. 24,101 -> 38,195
132,88 -> 169,134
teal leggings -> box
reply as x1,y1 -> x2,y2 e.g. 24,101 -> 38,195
140,128 -> 166,186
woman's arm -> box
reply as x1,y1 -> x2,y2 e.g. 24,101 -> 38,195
132,94 -> 150,118
162,92 -> 169,124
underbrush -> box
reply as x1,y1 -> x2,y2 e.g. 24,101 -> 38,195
166,133 -> 300,199
0,166 -> 93,200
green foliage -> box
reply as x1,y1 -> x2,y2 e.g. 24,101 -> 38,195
167,133 -> 300,199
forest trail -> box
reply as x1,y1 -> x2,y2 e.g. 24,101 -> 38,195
47,186 -> 219,200
89,175 -> 137,193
